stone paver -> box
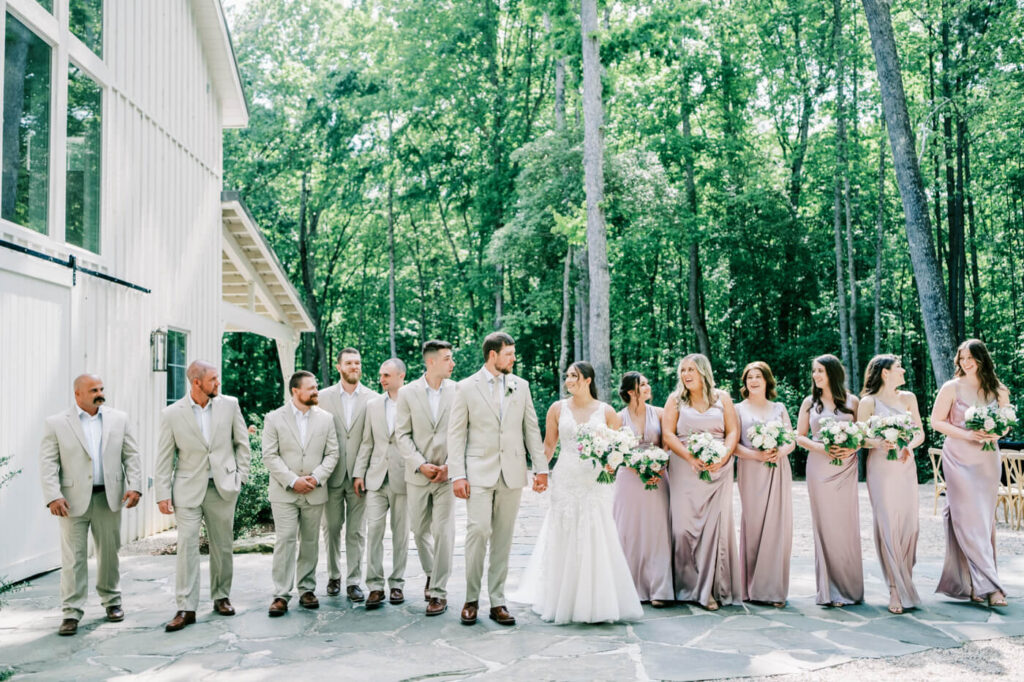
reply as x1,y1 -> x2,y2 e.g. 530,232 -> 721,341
1,482 -> 1022,680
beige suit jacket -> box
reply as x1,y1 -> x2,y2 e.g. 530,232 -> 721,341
261,404 -> 339,505
395,376 -> 455,487
319,382 -> 378,487
354,394 -> 405,494
39,406 -> 143,516
155,395 -> 251,508
447,368 -> 547,489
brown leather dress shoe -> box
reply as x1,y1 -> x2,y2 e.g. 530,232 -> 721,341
165,610 -> 196,632
489,605 -> 516,626
347,585 -> 365,602
424,576 -> 431,602
299,591 -> 320,609
105,605 -> 125,622
268,598 -> 288,617
213,598 -> 235,616
459,600 -> 477,624
326,578 -> 342,596
389,588 -> 405,605
426,597 -> 447,616
58,618 -> 78,636
365,590 -> 385,610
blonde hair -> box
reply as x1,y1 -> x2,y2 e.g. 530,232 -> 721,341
674,353 -> 716,406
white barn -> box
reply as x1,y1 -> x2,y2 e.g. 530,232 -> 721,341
0,0 -> 311,583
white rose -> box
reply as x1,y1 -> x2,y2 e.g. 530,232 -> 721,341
983,418 -> 996,431
965,406 -> 978,421
608,451 -> 624,469
883,428 -> 899,442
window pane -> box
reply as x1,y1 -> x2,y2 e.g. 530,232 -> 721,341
66,63 -> 102,253
167,330 -> 188,405
2,14 -> 51,234
69,0 -> 102,57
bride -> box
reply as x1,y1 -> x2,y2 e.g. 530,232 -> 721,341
511,361 -> 643,623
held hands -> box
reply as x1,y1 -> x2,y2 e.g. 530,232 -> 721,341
293,476 -> 317,495
158,499 -> 174,515
418,463 -> 449,483
899,446 -> 913,463
532,473 -> 548,493
827,445 -> 857,460
453,479 -> 470,499
122,490 -> 141,508
759,448 -> 779,465
971,430 -> 1001,445
352,478 -> 365,496
48,498 -> 70,517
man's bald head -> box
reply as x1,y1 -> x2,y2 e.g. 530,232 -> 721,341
187,360 -> 220,404
186,361 -> 217,383
73,374 -> 105,414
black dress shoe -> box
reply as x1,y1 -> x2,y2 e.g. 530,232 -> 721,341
105,605 -> 125,622
268,598 -> 288,617
365,590 -> 385,610
326,578 -> 341,596
165,610 -> 196,632
347,585 -> 365,602
389,588 -> 405,605
213,598 -> 235,616
58,618 -> 78,636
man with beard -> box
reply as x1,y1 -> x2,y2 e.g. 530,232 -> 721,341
156,361 -> 251,631
262,371 -> 339,616
39,374 -> 143,636
319,348 -> 378,601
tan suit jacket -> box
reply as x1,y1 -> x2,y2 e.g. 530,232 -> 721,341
319,383 -> 378,487
39,406 -> 143,516
262,404 -> 339,505
155,395 -> 251,508
447,368 -> 547,489
395,376 -> 456,486
354,395 -> 405,494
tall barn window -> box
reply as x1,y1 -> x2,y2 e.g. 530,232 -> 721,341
65,63 -> 101,253
166,330 -> 188,405
69,0 -> 102,57
1,13 -> 51,235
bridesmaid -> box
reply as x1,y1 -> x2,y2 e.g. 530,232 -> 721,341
796,354 -> 864,607
930,339 -> 1010,607
662,354 -> 741,610
613,372 -> 673,607
733,362 -> 795,608
858,355 -> 925,614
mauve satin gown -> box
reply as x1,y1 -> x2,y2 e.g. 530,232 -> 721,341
806,396 -> 864,605
936,397 -> 1006,599
669,400 -> 741,606
736,401 -> 793,604
613,405 -> 673,602
865,397 -> 921,607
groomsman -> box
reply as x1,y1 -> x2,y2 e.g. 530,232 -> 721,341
449,332 -> 547,626
262,371 -> 339,617
354,359 -> 409,609
39,374 -> 143,636
319,347 -> 378,601
395,340 -> 457,616
156,361 -> 251,632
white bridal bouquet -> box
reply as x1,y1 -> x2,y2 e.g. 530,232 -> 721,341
746,420 -> 794,469
688,431 -> 728,482
865,413 -> 917,460
626,446 -> 671,490
576,422 -> 640,483
818,417 -> 866,466
964,404 -> 1019,452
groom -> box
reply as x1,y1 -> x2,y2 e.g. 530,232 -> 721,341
448,332 -> 548,625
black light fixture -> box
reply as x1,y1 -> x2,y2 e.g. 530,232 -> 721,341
151,329 -> 168,372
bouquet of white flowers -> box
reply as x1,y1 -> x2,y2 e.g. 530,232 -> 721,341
746,420 -> 794,469
688,431 -> 728,482
964,404 -> 1019,452
576,422 -> 640,483
818,417 -> 866,466
626,446 -> 671,490
865,413 -> 917,460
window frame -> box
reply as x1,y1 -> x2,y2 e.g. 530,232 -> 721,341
165,327 -> 189,406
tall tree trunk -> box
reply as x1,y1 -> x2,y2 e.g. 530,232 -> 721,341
297,172 -> 330,382
940,3 -> 964,342
928,46 -> 946,277
680,83 -> 712,360
559,247 -> 572,397
844,3 -> 860,378
387,180 -> 397,358
494,263 -> 503,330
964,120 -> 982,337
862,0 -> 957,385
832,0 -> 852,375
580,0 -> 611,399
874,119 -> 887,356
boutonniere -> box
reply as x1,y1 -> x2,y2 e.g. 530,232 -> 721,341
505,380 -> 517,397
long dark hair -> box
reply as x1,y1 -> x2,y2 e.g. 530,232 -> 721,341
954,339 -> 1003,402
571,361 -> 599,400
861,354 -> 899,397
812,354 -> 854,415
618,372 -> 643,404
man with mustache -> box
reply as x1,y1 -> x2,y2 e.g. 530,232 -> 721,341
156,361 -> 251,631
262,371 -> 339,616
39,374 -> 143,636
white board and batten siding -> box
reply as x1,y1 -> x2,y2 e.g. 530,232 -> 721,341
0,0 -> 247,582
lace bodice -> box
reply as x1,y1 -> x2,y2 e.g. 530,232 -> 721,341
552,399 -> 610,503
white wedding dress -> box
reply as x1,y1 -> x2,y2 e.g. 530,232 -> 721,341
511,400 -> 643,623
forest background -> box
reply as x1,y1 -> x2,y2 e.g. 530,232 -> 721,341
218,0 -> 1024,483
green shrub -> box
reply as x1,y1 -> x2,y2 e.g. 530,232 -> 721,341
233,415 -> 273,538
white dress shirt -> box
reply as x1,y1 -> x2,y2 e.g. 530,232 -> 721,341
425,383 -> 442,424
384,393 -> 397,436
289,401 -> 317,489
77,405 -> 104,484
187,392 -> 213,443
340,387 -> 357,429
486,369 -> 506,418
